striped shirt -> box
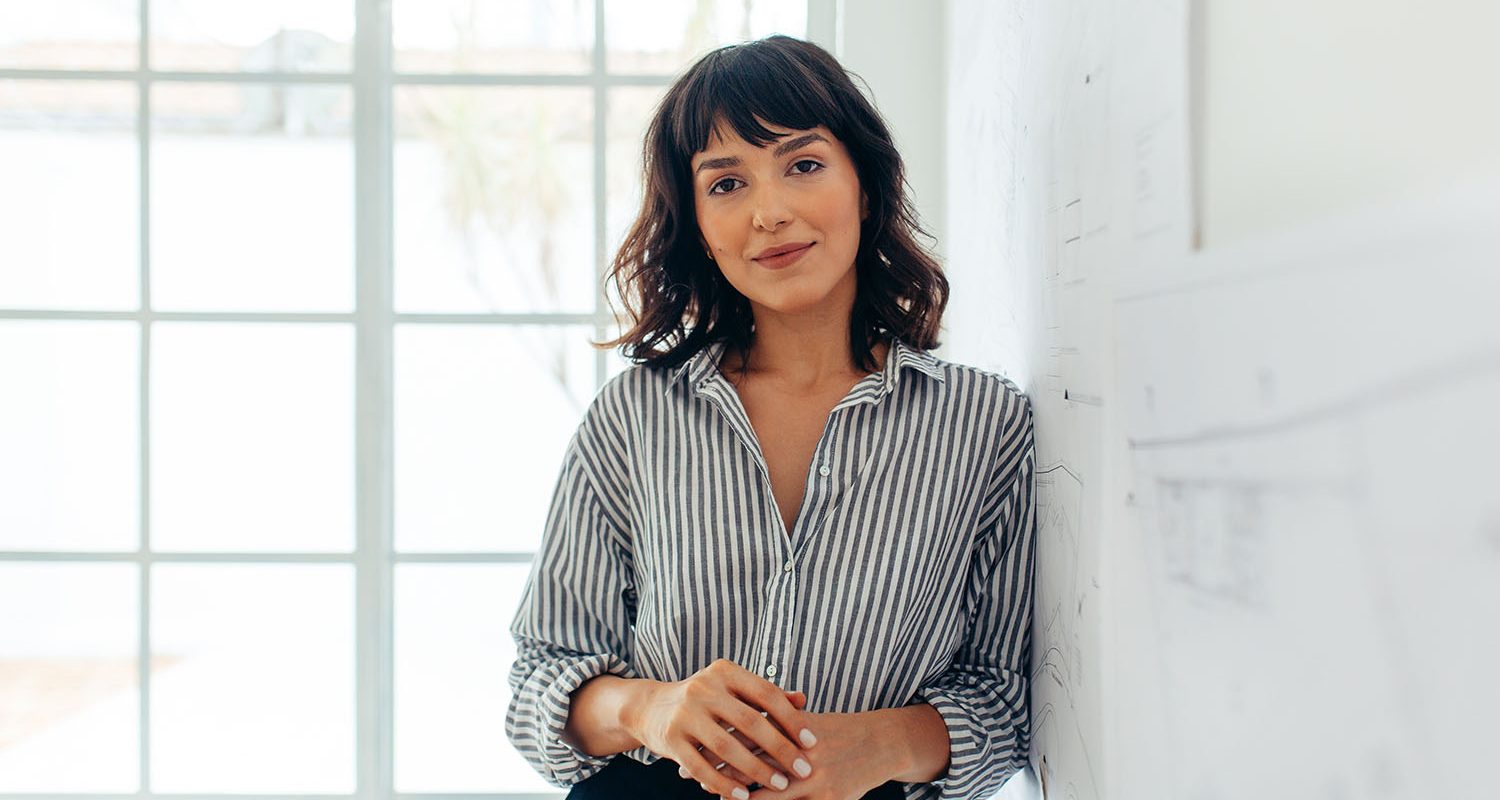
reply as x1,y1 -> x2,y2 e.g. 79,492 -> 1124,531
506,336 -> 1037,799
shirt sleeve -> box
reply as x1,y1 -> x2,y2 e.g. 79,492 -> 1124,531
908,389 -> 1037,799
505,406 -> 643,787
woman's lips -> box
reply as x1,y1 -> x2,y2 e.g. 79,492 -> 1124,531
753,242 -> 813,270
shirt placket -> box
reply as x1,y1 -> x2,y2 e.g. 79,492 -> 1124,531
691,373 -> 784,682
756,409 -> 849,685
692,364 -> 886,686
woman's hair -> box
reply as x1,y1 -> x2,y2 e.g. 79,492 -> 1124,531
594,34 -> 949,378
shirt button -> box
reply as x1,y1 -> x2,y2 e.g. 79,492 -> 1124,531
783,561 -> 793,572
818,464 -> 831,476
766,664 -> 778,677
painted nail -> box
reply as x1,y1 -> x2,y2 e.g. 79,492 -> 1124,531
733,788 -> 750,800
793,758 -> 812,778
770,772 -> 789,790
679,766 -> 688,779
799,728 -> 818,747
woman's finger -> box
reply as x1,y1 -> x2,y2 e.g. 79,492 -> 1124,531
665,663 -> 811,796
693,715 -> 775,797
693,724 -> 758,762
715,696 -> 807,786
690,746 -> 780,793
715,748 -> 782,790
674,745 -> 749,800
730,680 -> 816,771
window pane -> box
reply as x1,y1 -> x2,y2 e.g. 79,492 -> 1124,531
395,324 -> 594,553
150,322 -> 353,552
150,82 -> 353,312
0,563 -> 138,792
395,563 -> 552,791
149,0 -> 353,73
0,80 -> 138,311
393,0 -> 594,74
0,1 -> 138,70
605,86 -> 663,268
604,85 -> 664,327
151,564 -> 354,792
394,86 -> 595,314
0,321 -> 139,552
604,0 -> 806,74
604,324 -> 632,383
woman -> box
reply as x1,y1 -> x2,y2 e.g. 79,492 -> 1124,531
506,35 -> 1036,800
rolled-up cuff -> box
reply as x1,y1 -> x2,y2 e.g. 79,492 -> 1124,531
907,681 -> 1025,799
515,652 -> 643,786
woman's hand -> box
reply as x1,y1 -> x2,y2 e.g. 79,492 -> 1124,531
626,659 -> 816,800
700,689 -> 812,791
731,708 -> 896,800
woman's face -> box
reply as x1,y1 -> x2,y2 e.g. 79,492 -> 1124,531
690,120 -> 867,319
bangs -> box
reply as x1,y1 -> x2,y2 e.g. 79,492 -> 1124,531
667,43 -> 850,158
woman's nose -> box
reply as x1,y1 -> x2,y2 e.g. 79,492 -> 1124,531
750,186 -> 793,232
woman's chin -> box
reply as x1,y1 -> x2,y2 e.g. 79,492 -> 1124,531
750,291 -> 833,317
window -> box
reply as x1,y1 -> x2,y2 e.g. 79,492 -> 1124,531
0,0 -> 826,795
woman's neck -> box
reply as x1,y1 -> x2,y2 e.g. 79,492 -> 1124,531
718,331 -> 888,393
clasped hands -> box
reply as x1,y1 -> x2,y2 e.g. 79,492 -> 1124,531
628,658 -> 899,800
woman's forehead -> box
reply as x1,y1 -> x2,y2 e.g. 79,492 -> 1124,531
701,119 -> 832,152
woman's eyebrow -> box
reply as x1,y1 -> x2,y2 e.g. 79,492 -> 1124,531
771,132 -> 829,158
694,132 -> 830,175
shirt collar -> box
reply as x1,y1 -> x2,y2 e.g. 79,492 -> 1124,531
664,336 -> 944,396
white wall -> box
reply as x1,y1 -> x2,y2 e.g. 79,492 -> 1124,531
830,0 -> 948,292
937,2 -> 1500,799
1198,0 -> 1500,245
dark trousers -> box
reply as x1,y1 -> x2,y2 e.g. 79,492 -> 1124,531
565,754 -> 905,799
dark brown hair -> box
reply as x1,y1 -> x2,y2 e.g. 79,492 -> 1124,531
595,34 -> 948,379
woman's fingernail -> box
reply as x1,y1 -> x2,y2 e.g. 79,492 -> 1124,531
733,788 -> 750,800
799,728 -> 817,747
770,772 -> 789,790
678,766 -> 688,779
793,758 -> 812,778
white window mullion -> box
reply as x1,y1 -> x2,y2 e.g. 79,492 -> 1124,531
137,0 -> 155,793
594,0 -> 609,389
807,0 -> 839,53
353,2 -> 395,800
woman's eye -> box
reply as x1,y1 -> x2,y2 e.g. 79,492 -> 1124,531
707,162 -> 819,195
708,177 -> 742,195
